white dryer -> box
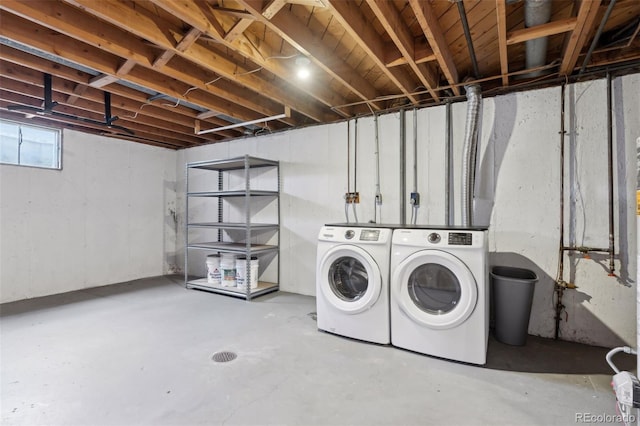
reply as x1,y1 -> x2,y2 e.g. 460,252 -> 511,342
316,225 -> 392,344
390,227 -> 489,364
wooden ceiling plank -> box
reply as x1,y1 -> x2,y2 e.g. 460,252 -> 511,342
366,0 -> 440,100
0,11 -> 277,127
210,6 -> 256,20
560,0 -> 603,76
37,0 -> 309,122
324,0 -> 420,105
0,46 -> 228,130
235,0 -> 383,108
0,70 -> 230,143
496,0 -> 509,86
147,0 -> 338,122
153,27 -> 200,70
507,17 -> 578,45
409,0 -> 459,96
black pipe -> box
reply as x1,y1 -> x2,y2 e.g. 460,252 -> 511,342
606,72 -> 616,276
562,246 -> 613,254
579,0 -> 617,74
400,109 -> 406,224
555,83 -> 566,340
456,0 -> 481,78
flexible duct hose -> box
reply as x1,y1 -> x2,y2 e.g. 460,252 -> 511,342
461,84 -> 482,227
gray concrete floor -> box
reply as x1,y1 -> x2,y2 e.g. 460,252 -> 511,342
1,276 -> 636,426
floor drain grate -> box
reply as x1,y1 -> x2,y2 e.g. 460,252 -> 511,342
212,351 -> 237,363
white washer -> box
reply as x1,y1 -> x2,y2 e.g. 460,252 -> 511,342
390,227 -> 489,364
316,225 -> 392,344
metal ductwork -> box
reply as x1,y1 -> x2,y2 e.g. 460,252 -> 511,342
524,0 -> 553,77
461,83 -> 482,227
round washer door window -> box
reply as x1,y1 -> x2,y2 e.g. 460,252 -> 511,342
393,250 -> 477,329
319,245 -> 381,314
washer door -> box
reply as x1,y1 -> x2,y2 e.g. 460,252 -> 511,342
392,250 -> 477,329
319,245 -> 382,314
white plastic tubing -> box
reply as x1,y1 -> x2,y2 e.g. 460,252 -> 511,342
461,83 -> 482,227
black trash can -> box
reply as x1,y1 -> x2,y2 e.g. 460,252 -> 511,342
491,266 -> 538,346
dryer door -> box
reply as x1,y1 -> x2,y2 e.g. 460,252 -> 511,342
319,245 -> 382,314
392,249 -> 477,329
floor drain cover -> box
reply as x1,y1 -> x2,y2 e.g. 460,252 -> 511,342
212,351 -> 237,363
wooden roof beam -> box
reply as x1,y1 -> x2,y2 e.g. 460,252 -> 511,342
237,0 -> 383,109
366,0 -> 440,100
324,0 -> 420,105
148,0 -> 344,121
153,27 -> 202,68
2,1 -> 282,123
385,41 -> 436,67
0,10 -> 273,127
408,0 -> 459,97
496,0 -> 509,87
560,0 -> 602,76
507,17 -> 578,45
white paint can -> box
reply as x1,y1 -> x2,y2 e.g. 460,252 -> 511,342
205,254 -> 221,285
220,253 -> 237,287
236,257 -> 259,290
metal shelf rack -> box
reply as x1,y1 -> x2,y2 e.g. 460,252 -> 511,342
184,155 -> 280,300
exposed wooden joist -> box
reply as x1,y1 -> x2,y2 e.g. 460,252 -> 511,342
66,83 -> 88,105
366,0 -> 441,99
152,27 -> 202,68
34,0 -> 311,123
236,0 -> 384,109
385,41 -> 436,68
560,0 -> 603,76
507,17 -> 578,45
144,0 -> 341,121
0,45 -> 240,137
116,59 -> 137,76
324,0 -> 420,105
224,18 -> 253,42
88,74 -> 119,88
0,1 -> 284,124
409,0 -> 459,97
0,10 -> 273,130
496,0 -> 509,87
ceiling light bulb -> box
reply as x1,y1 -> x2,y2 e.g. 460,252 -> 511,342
297,68 -> 310,79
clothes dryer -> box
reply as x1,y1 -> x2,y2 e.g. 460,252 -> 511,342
316,225 -> 392,344
390,227 -> 489,364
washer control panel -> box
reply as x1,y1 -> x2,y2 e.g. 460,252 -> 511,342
344,230 -> 355,239
448,232 -> 473,245
359,229 -> 380,241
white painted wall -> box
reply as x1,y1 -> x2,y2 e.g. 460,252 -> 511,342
0,129 -> 176,303
177,74 -> 638,348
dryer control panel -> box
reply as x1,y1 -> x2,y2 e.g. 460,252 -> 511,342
448,232 -> 473,246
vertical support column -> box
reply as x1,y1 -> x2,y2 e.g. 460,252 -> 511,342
244,155 -> 252,301
184,164 -> 190,286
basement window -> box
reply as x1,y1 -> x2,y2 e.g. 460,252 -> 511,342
0,119 -> 61,169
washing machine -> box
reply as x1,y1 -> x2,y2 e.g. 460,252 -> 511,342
316,225 -> 392,344
390,227 -> 489,364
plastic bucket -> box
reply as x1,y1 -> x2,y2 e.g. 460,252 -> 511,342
220,253 -> 237,287
206,254 -> 221,285
236,257 -> 259,290
491,266 -> 538,346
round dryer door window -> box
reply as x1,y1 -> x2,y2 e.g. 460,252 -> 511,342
319,245 -> 382,314
392,250 -> 477,329
408,263 -> 461,315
